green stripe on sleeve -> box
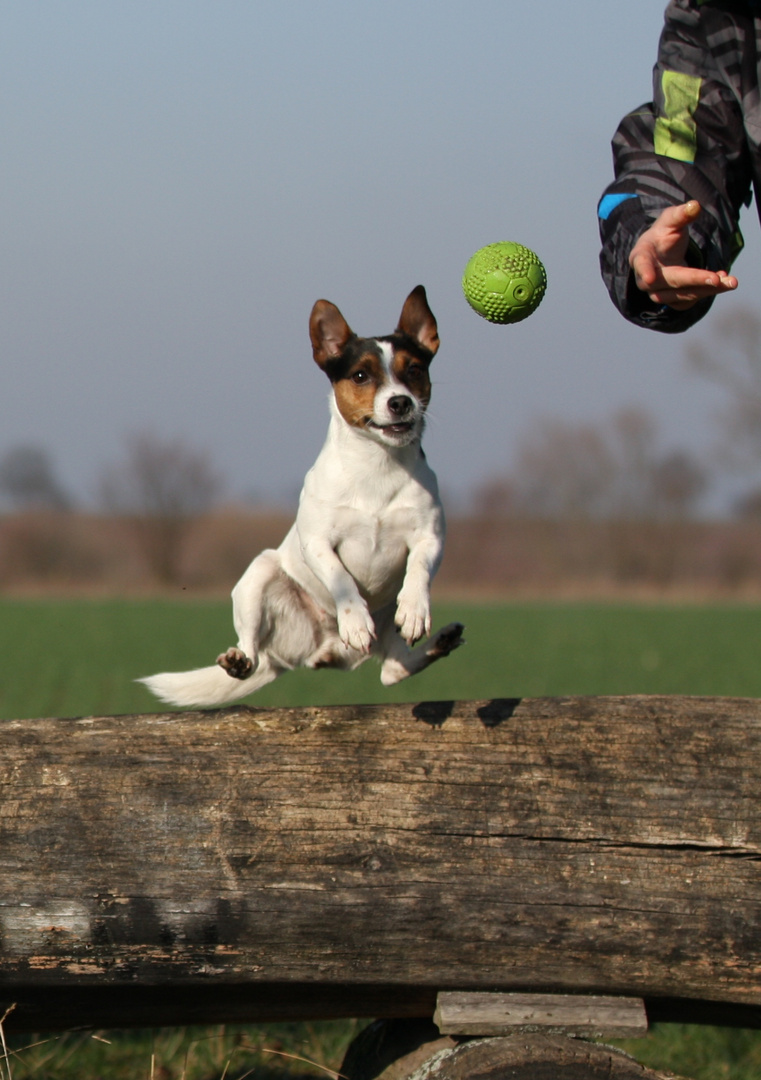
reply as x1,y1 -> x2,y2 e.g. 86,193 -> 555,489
654,70 -> 702,162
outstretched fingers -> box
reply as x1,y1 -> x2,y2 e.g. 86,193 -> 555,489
629,201 -> 738,310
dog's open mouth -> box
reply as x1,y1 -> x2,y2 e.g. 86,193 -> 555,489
368,420 -> 414,435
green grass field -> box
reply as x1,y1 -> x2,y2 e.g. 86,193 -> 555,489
4,596 -> 761,720
2,596 -> 761,1079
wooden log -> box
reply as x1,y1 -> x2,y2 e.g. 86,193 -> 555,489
0,695 -> 759,1030
339,1022 -> 668,1080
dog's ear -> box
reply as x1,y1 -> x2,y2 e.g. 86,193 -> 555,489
396,285 -> 440,357
310,300 -> 355,369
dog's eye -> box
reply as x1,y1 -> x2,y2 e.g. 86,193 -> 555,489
351,370 -> 371,384
406,364 -> 426,381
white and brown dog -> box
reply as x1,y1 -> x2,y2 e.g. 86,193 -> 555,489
140,286 -> 463,708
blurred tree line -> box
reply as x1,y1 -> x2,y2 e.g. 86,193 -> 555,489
0,434 -> 221,586
473,407 -> 707,522
474,306 -> 761,524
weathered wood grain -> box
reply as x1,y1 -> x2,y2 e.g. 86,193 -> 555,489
0,695 -> 759,1029
433,991 -> 647,1038
375,1033 -> 671,1080
339,1021 -> 669,1080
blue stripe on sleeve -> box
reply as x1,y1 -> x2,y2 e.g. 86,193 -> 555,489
598,192 -> 638,220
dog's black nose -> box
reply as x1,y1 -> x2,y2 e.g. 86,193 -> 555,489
388,395 -> 414,417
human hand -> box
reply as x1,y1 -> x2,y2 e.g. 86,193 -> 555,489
629,201 -> 737,310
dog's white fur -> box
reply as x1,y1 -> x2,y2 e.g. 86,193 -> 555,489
139,286 -> 463,708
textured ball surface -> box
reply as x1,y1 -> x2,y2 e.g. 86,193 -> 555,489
462,241 -> 547,324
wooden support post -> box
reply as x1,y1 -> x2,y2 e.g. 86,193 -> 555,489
0,695 -> 758,1031
434,991 -> 648,1038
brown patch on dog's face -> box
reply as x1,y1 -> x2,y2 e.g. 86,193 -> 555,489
330,340 -> 431,446
331,346 -> 386,429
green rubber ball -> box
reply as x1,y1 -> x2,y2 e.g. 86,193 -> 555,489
462,241 -> 547,324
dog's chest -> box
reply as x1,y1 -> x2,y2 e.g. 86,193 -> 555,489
291,430 -> 443,608
334,503 -> 420,595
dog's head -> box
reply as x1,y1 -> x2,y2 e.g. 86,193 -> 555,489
309,285 -> 439,448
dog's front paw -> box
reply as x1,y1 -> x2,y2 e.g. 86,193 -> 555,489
337,603 -> 376,654
217,647 -> 255,680
428,622 -> 465,657
395,593 -> 431,645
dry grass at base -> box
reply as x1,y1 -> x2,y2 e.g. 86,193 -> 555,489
1,1018 -> 366,1080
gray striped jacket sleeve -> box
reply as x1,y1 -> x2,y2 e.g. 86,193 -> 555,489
598,0 -> 755,333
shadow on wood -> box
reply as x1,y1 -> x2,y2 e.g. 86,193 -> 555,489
0,695 -> 758,1031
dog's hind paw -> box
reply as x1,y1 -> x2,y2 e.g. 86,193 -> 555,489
217,647 -> 255,680
428,622 -> 465,658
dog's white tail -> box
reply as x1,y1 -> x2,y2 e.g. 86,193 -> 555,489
138,661 -> 279,709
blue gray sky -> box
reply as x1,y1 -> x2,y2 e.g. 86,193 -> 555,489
2,1 -> 759,510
